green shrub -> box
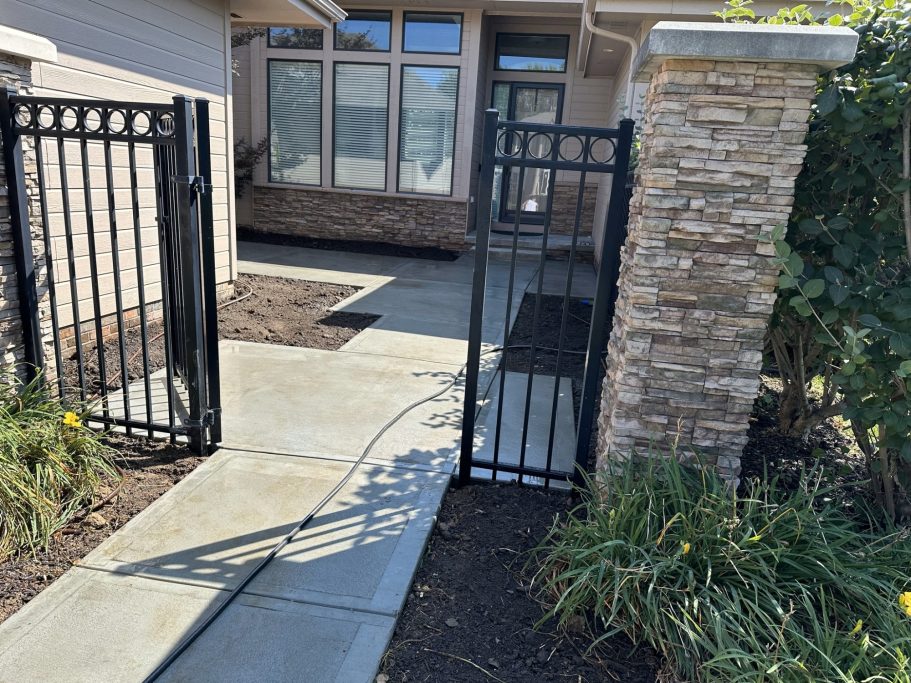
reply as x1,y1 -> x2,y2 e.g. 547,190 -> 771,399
0,372 -> 118,558
533,455 -> 911,682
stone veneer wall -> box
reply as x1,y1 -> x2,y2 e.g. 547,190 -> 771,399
0,52 -> 52,380
597,58 -> 818,480
252,186 -> 470,251
550,182 -> 598,236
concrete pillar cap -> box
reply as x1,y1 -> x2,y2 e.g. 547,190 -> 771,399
633,21 -> 858,82
0,25 -> 57,64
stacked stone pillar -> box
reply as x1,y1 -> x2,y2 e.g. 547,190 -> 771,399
597,23 -> 859,480
0,27 -> 57,379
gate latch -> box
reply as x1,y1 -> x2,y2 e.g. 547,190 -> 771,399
173,175 -> 211,195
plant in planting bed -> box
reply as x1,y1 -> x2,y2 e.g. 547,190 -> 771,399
0,372 -> 118,559
533,453 -> 911,682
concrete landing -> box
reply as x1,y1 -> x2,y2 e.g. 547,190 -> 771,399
219,340 -> 463,470
0,568 -> 393,683
0,242 -> 591,682
80,448 -> 447,616
472,371 -> 576,489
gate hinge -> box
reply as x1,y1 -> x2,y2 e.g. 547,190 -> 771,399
173,175 -> 211,194
184,408 -> 220,429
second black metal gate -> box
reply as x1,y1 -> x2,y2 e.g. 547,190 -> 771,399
0,91 -> 221,454
459,109 -> 634,488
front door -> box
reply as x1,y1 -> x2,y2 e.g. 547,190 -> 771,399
491,82 -> 564,226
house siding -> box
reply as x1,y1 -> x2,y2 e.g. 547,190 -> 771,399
1,0 -> 235,328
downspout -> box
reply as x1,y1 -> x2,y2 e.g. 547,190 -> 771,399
581,0 -> 638,119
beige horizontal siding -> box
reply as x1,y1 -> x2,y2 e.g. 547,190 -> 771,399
3,0 -> 234,334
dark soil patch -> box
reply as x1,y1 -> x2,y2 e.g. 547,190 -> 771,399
220,274 -> 378,349
741,378 -> 866,501
502,293 -> 608,449
0,434 -> 205,624
61,274 -> 377,395
238,226 -> 461,261
381,484 -> 660,682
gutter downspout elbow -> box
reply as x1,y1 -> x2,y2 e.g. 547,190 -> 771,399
582,9 -> 639,119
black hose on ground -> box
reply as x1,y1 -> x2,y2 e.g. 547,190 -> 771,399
142,339 -> 598,681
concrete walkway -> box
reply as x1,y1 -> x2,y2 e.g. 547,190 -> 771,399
0,243 -> 596,682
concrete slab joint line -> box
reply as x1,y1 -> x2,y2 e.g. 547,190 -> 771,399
0,244 -> 595,682
598,21 -> 859,486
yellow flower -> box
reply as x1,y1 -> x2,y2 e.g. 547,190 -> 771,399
898,592 -> 911,617
850,619 -> 863,636
62,411 -> 82,429
681,542 -> 691,555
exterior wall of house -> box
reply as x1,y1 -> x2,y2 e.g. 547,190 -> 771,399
238,7 -> 481,247
0,0 -> 235,329
237,7 -> 616,247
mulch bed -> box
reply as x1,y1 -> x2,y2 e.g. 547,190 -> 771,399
62,274 -> 377,395
238,226 -> 461,262
0,434 -> 206,624
740,377 -> 866,500
380,484 -> 660,682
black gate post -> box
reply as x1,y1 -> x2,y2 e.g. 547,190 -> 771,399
172,96 -> 209,454
458,109 -> 499,486
193,98 -> 221,447
0,87 -> 44,381
572,118 -> 635,487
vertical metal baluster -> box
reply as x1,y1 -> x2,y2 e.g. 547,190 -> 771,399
544,170 -> 588,489
574,119 -> 635,488
491,128 -> 528,483
517,130 -> 561,485
103,134 -> 131,434
80,127 -> 110,417
458,109 -> 499,486
128,141 -> 154,437
57,136 -> 87,401
33,135 -> 64,396
153,141 -> 178,441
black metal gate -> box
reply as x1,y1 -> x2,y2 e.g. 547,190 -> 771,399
0,90 -> 221,454
459,109 -> 634,488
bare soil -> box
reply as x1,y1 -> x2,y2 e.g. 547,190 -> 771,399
219,274 -> 378,349
380,484 -> 660,682
61,274 -> 377,396
0,434 -> 206,624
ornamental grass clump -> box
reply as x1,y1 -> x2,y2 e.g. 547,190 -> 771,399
0,372 -> 118,558
533,454 -> 911,682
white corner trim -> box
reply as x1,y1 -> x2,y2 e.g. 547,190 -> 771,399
0,25 -> 58,64
633,21 -> 858,82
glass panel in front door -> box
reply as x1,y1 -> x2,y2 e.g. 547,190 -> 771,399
503,86 -> 560,222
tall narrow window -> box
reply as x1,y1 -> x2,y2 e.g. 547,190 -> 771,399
334,63 -> 389,190
398,66 -> 458,195
269,60 -> 322,185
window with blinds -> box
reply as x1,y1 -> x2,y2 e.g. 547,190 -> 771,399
333,63 -> 389,191
398,66 -> 458,195
269,60 -> 322,185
